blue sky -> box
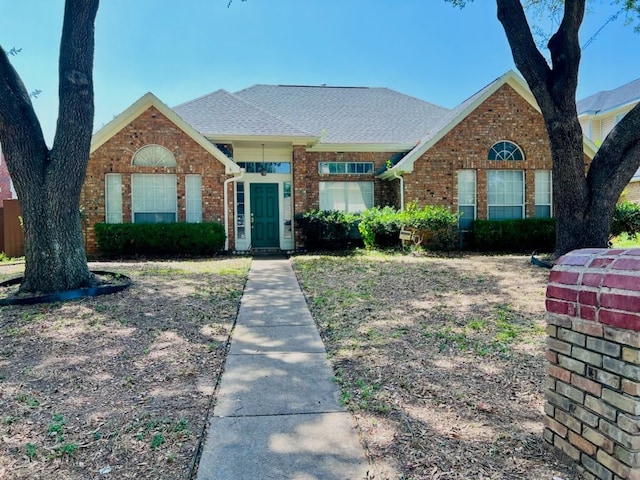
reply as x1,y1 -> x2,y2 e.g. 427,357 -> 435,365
1,0 -> 638,145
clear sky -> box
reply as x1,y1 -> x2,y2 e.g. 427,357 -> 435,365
1,0 -> 638,146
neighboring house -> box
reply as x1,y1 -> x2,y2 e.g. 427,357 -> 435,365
0,143 -> 16,207
81,70 -> 594,254
578,77 -> 640,203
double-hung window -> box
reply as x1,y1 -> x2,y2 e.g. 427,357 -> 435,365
319,181 -> 373,213
535,170 -> 552,218
457,170 -> 476,230
131,174 -> 177,223
105,173 -> 123,223
487,170 -> 524,220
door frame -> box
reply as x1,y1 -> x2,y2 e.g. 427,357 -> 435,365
234,176 -> 295,252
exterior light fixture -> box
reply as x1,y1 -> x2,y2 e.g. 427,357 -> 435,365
261,144 -> 267,176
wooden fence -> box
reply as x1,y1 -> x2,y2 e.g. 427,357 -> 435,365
0,199 -> 24,257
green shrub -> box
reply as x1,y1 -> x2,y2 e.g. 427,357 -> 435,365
294,210 -> 360,251
473,218 -> 555,252
358,206 -> 403,249
94,222 -> 226,256
611,201 -> 640,240
358,204 -> 458,250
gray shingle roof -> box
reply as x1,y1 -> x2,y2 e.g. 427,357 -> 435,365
174,85 -> 450,145
578,77 -> 640,115
235,85 -> 449,145
173,89 -> 311,138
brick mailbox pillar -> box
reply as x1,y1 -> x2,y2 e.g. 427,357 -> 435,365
545,248 -> 640,480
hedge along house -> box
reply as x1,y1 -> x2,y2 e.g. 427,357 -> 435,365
81,70 -> 594,254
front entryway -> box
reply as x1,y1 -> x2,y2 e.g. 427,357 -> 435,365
250,183 -> 279,248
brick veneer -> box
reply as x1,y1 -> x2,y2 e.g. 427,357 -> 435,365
81,106 -> 228,254
0,152 -> 13,207
404,84 -> 590,216
292,148 -> 399,247
545,248 -> 640,480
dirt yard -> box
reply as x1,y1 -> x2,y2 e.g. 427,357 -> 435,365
1,253 -> 576,480
292,252 -> 577,480
0,258 -> 250,480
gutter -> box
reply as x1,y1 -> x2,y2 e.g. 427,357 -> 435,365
393,171 -> 405,211
223,169 -> 245,250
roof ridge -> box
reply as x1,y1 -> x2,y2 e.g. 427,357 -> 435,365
173,89 -> 232,109
226,89 -> 315,136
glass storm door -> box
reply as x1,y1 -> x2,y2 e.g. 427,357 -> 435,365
250,183 -> 279,248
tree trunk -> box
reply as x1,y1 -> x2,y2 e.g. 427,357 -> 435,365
496,0 -> 640,257
19,158 -> 94,292
0,0 -> 99,293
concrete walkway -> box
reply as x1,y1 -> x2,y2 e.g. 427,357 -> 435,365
196,257 -> 372,480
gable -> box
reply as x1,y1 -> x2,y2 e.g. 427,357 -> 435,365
91,93 -> 239,174
380,71 -> 595,179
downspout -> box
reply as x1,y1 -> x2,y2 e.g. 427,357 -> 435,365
393,171 -> 405,211
223,169 -> 245,251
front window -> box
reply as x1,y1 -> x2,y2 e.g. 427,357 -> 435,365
105,173 -> 123,224
535,170 -> 552,218
131,144 -> 176,167
488,141 -> 524,161
131,174 -> 177,223
237,162 -> 291,174
319,162 -> 374,175
319,181 -> 373,213
457,170 -> 476,230
487,170 -> 524,220
185,174 -> 202,223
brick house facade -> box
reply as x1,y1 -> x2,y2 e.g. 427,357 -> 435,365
81,71 -> 594,255
404,84 -> 553,218
0,148 -> 15,207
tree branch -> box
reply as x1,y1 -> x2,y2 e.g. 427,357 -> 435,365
51,0 -> 99,188
496,0 -> 553,110
546,0 -> 585,107
0,45 -> 48,186
587,103 -> 640,203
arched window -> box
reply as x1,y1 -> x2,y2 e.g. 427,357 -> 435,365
131,144 -> 176,167
488,141 -> 524,161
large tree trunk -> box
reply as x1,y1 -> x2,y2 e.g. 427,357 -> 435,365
0,0 -> 99,293
496,0 -> 640,257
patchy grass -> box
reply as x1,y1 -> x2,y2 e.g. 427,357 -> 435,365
293,251 -> 576,480
0,257 -> 250,480
611,233 -> 640,248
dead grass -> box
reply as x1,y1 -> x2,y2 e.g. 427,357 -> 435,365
0,257 -> 250,480
1,252 -> 578,479
292,251 -> 577,480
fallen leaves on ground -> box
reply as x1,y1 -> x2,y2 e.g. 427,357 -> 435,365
293,251 -> 578,480
0,257 -> 250,480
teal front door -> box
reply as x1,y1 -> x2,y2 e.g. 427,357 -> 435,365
250,183 -> 279,248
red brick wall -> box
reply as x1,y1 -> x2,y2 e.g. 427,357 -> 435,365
81,106 -> 228,254
545,248 -> 640,479
292,149 -> 400,247
0,152 -> 13,207
295,150 -> 398,212
404,84 -> 568,218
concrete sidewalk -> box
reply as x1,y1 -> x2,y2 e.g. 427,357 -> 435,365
196,257 -> 372,480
